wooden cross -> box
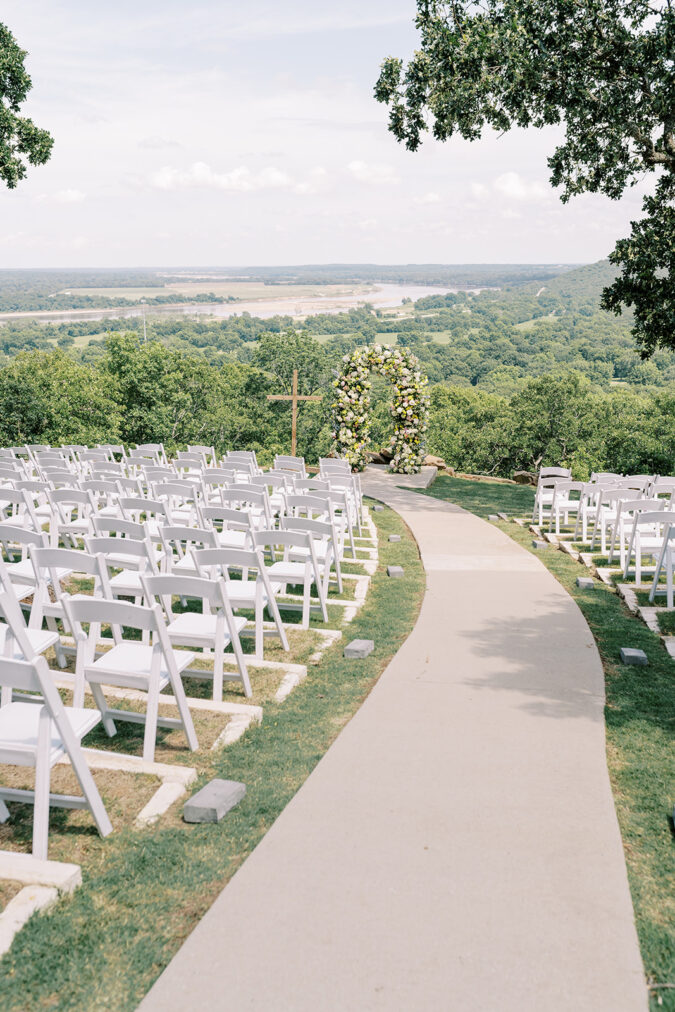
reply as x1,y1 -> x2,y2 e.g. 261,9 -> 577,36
267,369 -> 322,457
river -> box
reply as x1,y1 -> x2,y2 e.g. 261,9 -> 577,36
0,283 -> 481,325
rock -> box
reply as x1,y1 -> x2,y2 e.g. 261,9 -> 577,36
388,534 -> 401,542
576,577 -> 595,590
620,647 -> 648,666
387,565 -> 404,578
372,504 -> 384,512
532,539 -> 547,550
344,639 -> 374,659
183,779 -> 246,824
424,454 -> 446,468
444,466 -> 456,477
488,514 -> 499,522
514,470 -> 537,486
367,452 -> 388,464
378,447 -> 394,463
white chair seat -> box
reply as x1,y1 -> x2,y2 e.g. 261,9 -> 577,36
268,561 -> 311,583
170,555 -> 199,574
224,580 -> 282,605
217,530 -> 249,549
0,701 -> 100,764
0,625 -> 60,658
167,612 -> 247,642
289,544 -> 332,563
108,570 -> 145,595
89,642 -> 195,687
5,560 -> 71,585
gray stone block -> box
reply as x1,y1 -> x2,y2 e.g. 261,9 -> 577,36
532,539 -> 548,550
183,779 -> 246,824
576,577 -> 595,590
344,638 -> 374,659
372,504 -> 385,512
620,647 -> 648,667
388,534 -> 401,542
387,565 -> 404,578
488,514 -> 499,522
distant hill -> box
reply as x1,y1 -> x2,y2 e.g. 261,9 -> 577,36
519,259 -> 619,307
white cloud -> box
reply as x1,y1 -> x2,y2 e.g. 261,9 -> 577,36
34,189 -> 86,204
293,166 -> 329,195
493,172 -> 549,202
150,162 -> 294,192
413,191 -> 441,205
470,182 -> 488,199
356,218 -> 378,230
347,160 -> 399,185
139,136 -> 183,150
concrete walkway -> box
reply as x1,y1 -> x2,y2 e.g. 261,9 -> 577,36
140,468 -> 646,1012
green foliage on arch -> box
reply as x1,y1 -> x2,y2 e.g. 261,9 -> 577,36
331,344 -> 430,473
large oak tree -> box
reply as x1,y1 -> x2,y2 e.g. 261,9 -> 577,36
375,1 -> 674,357
0,21 -> 53,188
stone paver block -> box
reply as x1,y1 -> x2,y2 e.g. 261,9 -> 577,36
184,779 -> 246,824
532,539 -> 548,550
488,515 -> 499,522
344,639 -> 374,659
387,565 -> 404,578
388,534 -> 401,542
620,648 -> 648,667
372,504 -> 385,512
577,577 -> 595,590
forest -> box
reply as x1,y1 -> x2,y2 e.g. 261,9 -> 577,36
0,259 -> 672,478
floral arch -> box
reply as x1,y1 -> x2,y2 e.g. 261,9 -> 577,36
331,344 -> 430,473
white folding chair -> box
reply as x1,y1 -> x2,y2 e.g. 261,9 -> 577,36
29,546 -> 115,668
159,525 -> 219,576
253,529 -> 328,628
0,654 -> 112,859
282,514 -> 341,594
197,504 -> 255,550
193,546 -> 289,660
62,595 -> 198,762
623,510 -> 675,584
84,533 -> 159,604
142,572 -> 251,700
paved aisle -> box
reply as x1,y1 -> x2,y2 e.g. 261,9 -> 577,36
140,469 -> 646,1011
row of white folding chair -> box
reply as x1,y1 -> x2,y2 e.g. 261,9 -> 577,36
26,539 -> 255,703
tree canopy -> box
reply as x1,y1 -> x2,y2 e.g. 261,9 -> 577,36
375,1 -> 674,355
0,21 -> 53,188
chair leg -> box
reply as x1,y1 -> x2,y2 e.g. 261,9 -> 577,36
170,673 -> 198,752
301,581 -> 310,629
90,682 -> 117,736
213,643 -> 224,703
255,599 -> 263,660
33,707 -> 52,860
143,679 -> 160,763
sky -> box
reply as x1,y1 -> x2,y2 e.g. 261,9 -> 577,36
0,1 -> 655,268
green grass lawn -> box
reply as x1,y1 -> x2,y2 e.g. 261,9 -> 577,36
0,505 -> 425,1011
417,475 -> 675,1011
421,472 -> 536,518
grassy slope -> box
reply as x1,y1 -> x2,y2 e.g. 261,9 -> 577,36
416,475 -> 674,1011
0,505 -> 424,1011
